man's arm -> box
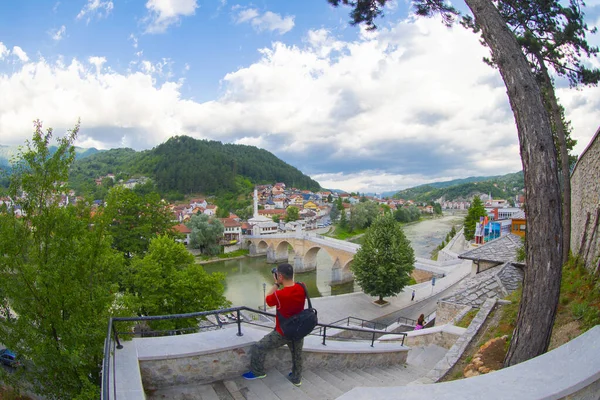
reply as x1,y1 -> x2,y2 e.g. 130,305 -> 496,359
265,283 -> 280,307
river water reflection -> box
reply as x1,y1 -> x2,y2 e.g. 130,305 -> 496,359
202,212 -> 465,307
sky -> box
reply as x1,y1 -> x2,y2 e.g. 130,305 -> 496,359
0,0 -> 599,193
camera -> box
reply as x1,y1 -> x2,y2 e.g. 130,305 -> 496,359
271,267 -> 278,280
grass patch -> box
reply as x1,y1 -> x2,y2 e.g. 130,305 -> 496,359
557,256 -> 600,332
481,288 -> 521,344
197,248 -> 249,261
326,225 -> 367,240
456,309 -> 478,328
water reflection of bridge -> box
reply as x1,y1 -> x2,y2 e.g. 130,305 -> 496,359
245,233 -> 358,285
245,233 -> 463,286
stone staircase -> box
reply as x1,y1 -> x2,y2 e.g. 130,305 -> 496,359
147,344 -> 447,400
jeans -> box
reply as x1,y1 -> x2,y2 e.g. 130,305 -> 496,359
250,330 -> 304,383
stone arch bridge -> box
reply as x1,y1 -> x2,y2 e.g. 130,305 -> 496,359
245,234 -> 359,285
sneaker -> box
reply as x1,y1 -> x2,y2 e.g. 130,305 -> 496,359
242,371 -> 266,380
288,372 -> 302,386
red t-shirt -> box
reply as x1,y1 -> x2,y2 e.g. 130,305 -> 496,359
266,283 -> 306,336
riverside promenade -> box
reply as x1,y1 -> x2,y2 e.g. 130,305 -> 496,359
305,228 -> 473,324
309,258 -> 472,325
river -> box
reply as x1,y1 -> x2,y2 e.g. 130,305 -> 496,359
202,212 -> 465,307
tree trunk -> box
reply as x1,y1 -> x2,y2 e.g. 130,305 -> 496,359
463,0 -> 563,366
535,55 -> 572,264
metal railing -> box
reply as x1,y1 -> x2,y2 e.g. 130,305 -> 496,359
392,315 -> 418,327
102,306 -> 407,400
330,316 -> 389,331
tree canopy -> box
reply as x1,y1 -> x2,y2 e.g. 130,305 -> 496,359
102,186 -> 175,259
349,201 -> 380,231
186,213 -> 224,255
464,196 -> 487,240
285,206 -> 300,222
351,214 -> 415,303
0,121 -> 125,399
67,135 -> 321,198
129,236 -> 229,331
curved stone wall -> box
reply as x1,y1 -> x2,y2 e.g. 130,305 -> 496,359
570,127 -> 600,273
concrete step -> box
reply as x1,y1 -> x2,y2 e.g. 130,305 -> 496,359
407,344 -> 447,370
380,364 -> 430,385
146,381 -> 223,400
312,368 -> 359,393
211,351 -> 448,400
301,369 -> 345,400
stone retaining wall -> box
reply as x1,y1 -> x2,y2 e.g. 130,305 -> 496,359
436,301 -> 470,325
437,228 -> 466,262
404,326 -> 465,350
413,297 -> 497,384
570,127 -> 600,273
129,327 -> 409,391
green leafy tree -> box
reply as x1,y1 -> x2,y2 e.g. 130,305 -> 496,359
327,194 -> 333,203
433,203 -> 442,215
216,205 -> 230,218
349,201 -> 380,230
285,206 -> 300,222
102,186 -> 174,258
187,213 -> 224,255
130,236 -> 229,331
464,196 -> 487,240
351,214 -> 415,303
272,214 -> 281,223
339,203 -> 349,230
132,179 -> 157,196
329,202 -> 340,221
0,121 -> 125,399
235,205 -> 253,220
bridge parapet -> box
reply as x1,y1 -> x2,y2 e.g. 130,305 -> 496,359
245,234 -> 357,285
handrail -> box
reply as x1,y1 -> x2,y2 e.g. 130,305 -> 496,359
101,306 -> 407,400
330,316 -> 388,331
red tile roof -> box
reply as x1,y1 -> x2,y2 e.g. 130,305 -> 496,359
172,223 -> 191,234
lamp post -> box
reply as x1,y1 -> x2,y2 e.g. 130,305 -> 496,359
263,282 -> 266,311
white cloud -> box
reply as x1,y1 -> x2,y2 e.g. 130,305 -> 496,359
129,34 -> 138,49
235,8 -> 259,23
0,42 -> 8,60
77,0 -> 114,22
144,0 -> 199,34
12,46 -> 29,62
50,25 -> 67,41
88,56 -> 106,73
1,17 -> 598,192
234,8 -> 295,35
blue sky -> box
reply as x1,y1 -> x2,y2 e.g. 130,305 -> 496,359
1,0 -> 599,192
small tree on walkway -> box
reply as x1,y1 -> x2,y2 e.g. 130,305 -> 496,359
351,214 -> 415,303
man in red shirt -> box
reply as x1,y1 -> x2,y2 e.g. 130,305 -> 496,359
242,263 -> 306,386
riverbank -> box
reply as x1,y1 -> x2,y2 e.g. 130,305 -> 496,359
193,249 -> 250,265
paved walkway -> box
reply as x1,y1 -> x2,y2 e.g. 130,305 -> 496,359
310,259 -> 472,325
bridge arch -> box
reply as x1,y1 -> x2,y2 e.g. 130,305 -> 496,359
257,240 -> 268,253
273,241 -> 293,264
247,235 -> 357,285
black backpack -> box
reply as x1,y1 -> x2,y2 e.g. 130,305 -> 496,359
276,282 -> 318,341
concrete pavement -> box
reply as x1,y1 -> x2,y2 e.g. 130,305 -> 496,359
308,259 -> 472,326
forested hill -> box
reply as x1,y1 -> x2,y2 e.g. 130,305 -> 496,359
68,135 -> 321,195
393,171 -> 524,202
